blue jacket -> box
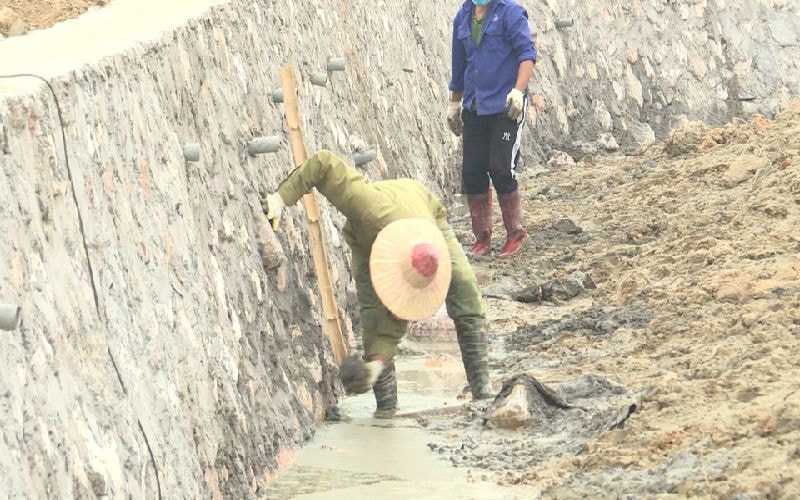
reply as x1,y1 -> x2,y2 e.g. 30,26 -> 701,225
449,0 -> 537,116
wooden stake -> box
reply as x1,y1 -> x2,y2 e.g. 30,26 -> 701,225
279,66 -> 348,365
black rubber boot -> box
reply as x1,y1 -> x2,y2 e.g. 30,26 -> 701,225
372,361 -> 398,418
453,317 -> 494,399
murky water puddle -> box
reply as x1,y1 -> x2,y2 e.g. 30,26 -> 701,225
266,344 -> 537,499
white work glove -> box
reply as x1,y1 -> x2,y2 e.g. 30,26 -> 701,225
261,192 -> 285,231
447,100 -> 463,136
505,88 -> 525,122
365,360 -> 384,385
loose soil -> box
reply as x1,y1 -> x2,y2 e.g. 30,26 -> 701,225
419,103 -> 800,497
0,0 -> 108,37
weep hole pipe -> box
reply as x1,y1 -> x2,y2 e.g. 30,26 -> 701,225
247,136 -> 281,156
554,18 -> 574,28
353,148 -> 377,167
183,143 -> 201,162
326,57 -> 346,72
0,304 -> 21,331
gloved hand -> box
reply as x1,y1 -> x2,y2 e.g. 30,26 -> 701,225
261,192 -> 285,231
505,88 -> 525,122
339,354 -> 384,395
447,101 -> 463,136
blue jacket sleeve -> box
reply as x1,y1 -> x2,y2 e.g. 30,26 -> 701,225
449,15 -> 466,92
507,5 -> 537,64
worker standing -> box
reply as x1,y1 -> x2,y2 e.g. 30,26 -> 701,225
447,0 -> 537,257
262,150 -> 494,418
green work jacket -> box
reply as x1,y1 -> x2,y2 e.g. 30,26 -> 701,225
277,150 -> 448,258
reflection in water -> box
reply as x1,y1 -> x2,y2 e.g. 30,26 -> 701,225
267,345 -> 537,499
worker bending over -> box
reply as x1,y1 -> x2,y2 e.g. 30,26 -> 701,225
262,150 -> 493,417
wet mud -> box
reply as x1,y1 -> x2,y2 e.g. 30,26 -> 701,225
421,373 -> 639,476
267,348 -> 538,499
437,106 -> 800,496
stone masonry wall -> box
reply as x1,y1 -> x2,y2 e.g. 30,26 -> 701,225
0,0 -> 797,498
523,0 -> 800,160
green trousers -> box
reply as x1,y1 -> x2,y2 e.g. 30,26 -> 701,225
353,224 -> 485,360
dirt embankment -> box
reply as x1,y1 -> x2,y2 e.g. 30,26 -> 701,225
0,0 -> 108,38
425,103 -> 800,497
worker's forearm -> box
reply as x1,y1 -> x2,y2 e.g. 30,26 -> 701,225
514,60 -> 535,92
450,91 -> 463,102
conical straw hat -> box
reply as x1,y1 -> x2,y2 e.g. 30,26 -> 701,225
370,218 -> 452,321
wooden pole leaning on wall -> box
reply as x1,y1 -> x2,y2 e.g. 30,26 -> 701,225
279,66 -> 348,366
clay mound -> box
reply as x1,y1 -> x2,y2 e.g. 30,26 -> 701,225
664,103 -> 798,157
0,0 -> 109,38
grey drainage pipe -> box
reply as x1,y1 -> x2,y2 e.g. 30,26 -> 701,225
326,57 -> 346,72
353,149 -> 377,167
310,72 -> 328,87
554,18 -> 574,28
0,304 -> 21,331
183,143 -> 201,162
247,136 -> 281,156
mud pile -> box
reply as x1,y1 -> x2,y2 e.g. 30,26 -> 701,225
0,0 -> 108,37
430,103 -> 800,496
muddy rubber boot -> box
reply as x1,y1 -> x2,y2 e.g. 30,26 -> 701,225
498,190 -> 526,258
372,361 -> 398,419
466,189 -> 493,256
454,318 -> 494,399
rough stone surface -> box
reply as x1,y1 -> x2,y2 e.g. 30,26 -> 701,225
0,1 -> 457,497
0,0 -> 799,498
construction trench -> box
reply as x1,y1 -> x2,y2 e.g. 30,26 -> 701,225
1,0 -> 799,498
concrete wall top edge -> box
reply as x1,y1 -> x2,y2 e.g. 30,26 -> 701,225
0,0 -> 227,97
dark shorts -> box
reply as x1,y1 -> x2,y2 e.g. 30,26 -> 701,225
461,98 -> 527,196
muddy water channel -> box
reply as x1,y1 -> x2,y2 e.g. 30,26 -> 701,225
266,344 -> 537,499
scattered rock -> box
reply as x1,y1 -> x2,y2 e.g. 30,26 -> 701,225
486,374 -> 572,430
571,270 -> 597,290
512,270 -> 595,303
625,120 -> 656,150
513,280 -> 577,303
547,151 -> 577,169
552,218 -> 583,234
258,219 -> 285,270
574,142 -> 599,155
486,384 -> 530,429
483,276 -> 523,300
664,121 -> 710,156
720,155 -> 767,188
598,133 -> 620,152
0,7 -> 16,32
0,7 -> 25,37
